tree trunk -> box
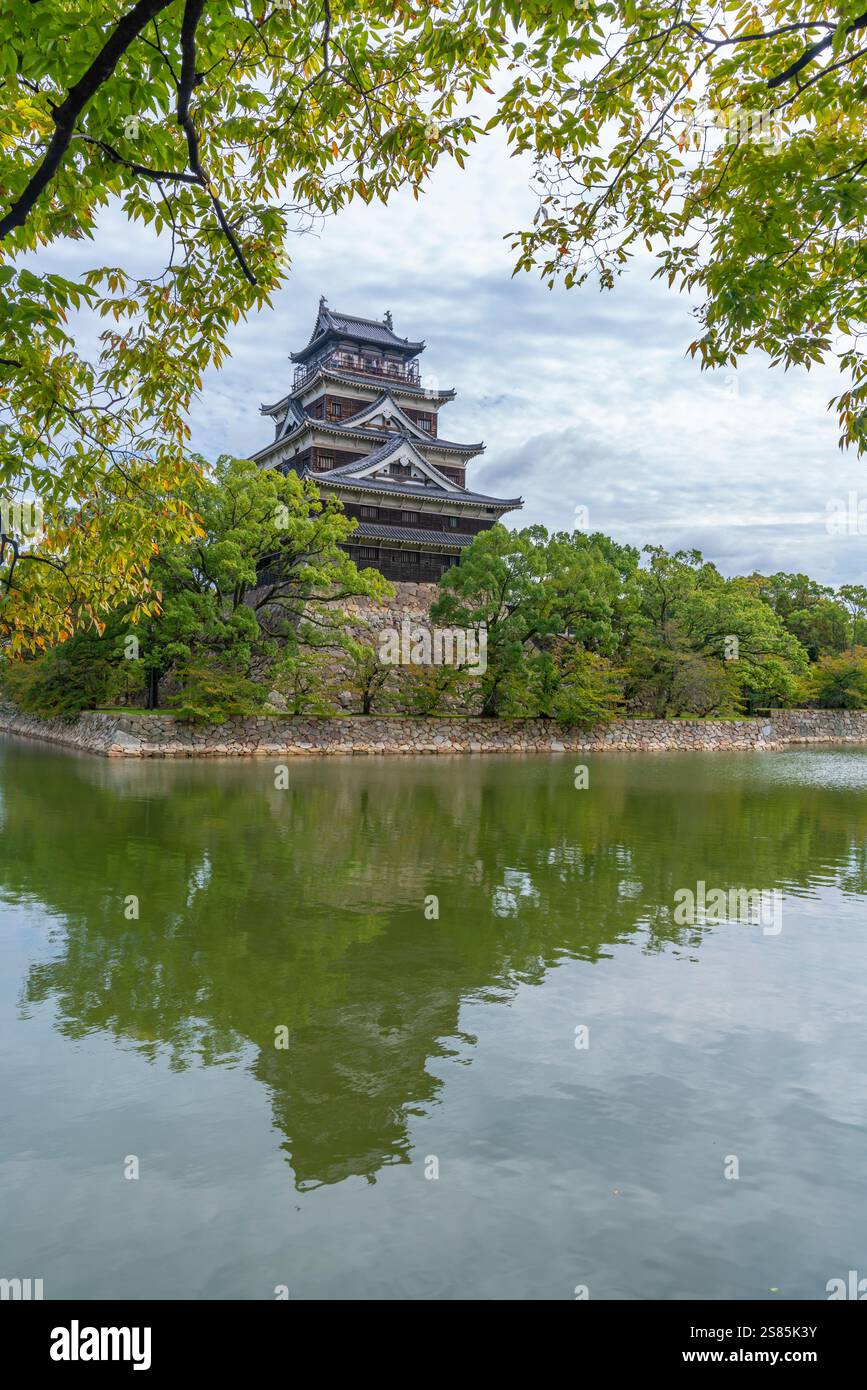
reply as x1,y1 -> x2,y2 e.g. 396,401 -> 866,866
146,668 -> 160,710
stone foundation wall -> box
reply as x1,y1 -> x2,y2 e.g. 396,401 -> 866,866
269,580 -> 481,715
2,703 -> 867,759
306,580 -> 455,713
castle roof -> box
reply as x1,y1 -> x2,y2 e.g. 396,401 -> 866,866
310,445 -> 521,507
316,474 -> 521,508
259,400 -> 483,457
290,299 -> 425,364
352,521 -> 475,549
299,367 -> 455,404
256,301 -> 523,526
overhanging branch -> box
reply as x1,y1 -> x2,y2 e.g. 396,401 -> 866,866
0,0 -> 177,241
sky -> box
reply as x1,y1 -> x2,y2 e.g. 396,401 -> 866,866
33,107 -> 867,587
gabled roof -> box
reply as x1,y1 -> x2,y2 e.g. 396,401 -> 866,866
304,444 -> 522,511
290,298 -> 425,364
256,411 -> 483,459
340,391 -> 432,442
320,434 -> 462,491
276,397 -> 305,440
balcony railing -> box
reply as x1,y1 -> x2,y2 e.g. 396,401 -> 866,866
294,352 -> 421,391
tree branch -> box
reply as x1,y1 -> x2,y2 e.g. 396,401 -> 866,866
74,133 -> 201,184
0,0 -> 177,240
177,0 -> 257,284
767,12 -> 867,89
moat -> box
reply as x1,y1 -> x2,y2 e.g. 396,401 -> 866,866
1,739 -> 865,1299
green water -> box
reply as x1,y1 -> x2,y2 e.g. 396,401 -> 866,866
1,737 -> 865,1301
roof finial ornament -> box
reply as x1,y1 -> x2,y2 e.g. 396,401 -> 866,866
384,309 -> 393,330
319,293 -> 327,312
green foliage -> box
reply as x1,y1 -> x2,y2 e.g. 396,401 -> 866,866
625,549 -> 808,717
140,454 -> 389,708
165,659 -> 267,725
838,584 -> 867,648
749,571 -> 851,659
499,2 -> 867,451
0,622 -> 141,718
433,524 -> 635,718
340,634 -> 393,716
808,647 -> 867,709
402,664 -> 465,717
4,1 -> 865,659
0,0 -> 514,646
1,491 -> 857,726
503,645 -> 622,726
2,455 -> 389,717
736,653 -> 808,714
270,648 -> 333,717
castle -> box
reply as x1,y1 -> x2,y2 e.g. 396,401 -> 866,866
253,299 -> 522,582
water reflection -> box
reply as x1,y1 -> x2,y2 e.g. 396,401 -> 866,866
2,740 -> 866,1191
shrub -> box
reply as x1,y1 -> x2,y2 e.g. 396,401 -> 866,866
808,648 -> 867,709
166,660 -> 267,724
0,630 -> 138,719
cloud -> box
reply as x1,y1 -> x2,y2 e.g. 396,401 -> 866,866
24,112 -> 867,585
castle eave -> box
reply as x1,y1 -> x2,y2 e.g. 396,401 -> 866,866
291,367 -> 455,403
278,420 -> 483,456
317,475 -> 522,510
351,522 -> 473,550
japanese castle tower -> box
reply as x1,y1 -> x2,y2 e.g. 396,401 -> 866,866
253,298 -> 522,582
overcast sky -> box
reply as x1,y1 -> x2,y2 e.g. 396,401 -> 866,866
35,114 -> 867,587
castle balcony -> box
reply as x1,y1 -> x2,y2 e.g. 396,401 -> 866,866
294,352 -> 421,391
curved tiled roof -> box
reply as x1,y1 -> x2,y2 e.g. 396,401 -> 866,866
311,472 -> 521,509
275,415 -> 483,456
350,522 -> 474,549
276,397 -> 306,440
331,422 -> 481,455
317,435 -> 470,495
291,303 -> 424,363
304,367 -> 454,402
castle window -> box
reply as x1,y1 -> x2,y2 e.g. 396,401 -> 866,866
357,547 -> 379,561
448,516 -> 459,528
401,510 -> 418,524
360,505 -> 377,519
318,454 -> 334,469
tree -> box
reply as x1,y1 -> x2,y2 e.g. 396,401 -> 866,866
0,614 -> 139,717
270,647 -> 333,716
402,663 -> 465,717
503,642 -> 622,724
2,455 -> 389,718
749,571 -> 850,657
0,0 -> 517,647
139,455 -> 389,710
625,547 -> 807,716
165,658 -> 268,723
340,634 -> 392,716
502,3 -> 867,450
838,583 -> 867,648
431,524 -> 631,718
7,2 -> 862,652
809,646 -> 867,708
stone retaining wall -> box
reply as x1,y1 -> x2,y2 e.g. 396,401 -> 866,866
2,704 -> 867,758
